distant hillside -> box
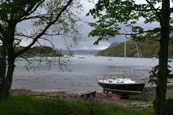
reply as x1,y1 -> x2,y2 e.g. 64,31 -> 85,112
15,46 -> 63,57
62,49 -> 101,55
97,39 -> 173,58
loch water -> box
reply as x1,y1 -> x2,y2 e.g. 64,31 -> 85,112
12,55 -> 173,94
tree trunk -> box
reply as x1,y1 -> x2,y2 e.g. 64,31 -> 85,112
0,56 -> 15,98
0,45 -> 7,98
0,22 -> 16,98
154,0 -> 170,115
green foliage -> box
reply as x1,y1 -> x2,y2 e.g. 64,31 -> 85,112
149,89 -> 173,102
166,90 -> 173,99
0,0 -> 42,21
87,0 -> 164,43
149,65 -> 159,84
149,59 -> 173,84
0,95 -> 154,115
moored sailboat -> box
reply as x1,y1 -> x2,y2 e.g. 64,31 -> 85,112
98,26 -> 145,99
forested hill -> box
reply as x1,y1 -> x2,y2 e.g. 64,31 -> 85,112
97,39 -> 173,58
15,46 -> 63,57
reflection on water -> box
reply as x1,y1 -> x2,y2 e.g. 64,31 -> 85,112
12,55 -> 173,94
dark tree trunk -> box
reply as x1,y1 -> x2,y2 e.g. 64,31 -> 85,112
0,22 -> 16,98
0,45 -> 7,98
0,62 -> 15,98
154,0 -> 170,115
4,58 -> 15,97
0,49 -> 15,98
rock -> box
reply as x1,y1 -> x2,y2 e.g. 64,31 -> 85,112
80,91 -> 96,100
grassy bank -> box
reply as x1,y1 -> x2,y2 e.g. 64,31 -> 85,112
1,88 -> 173,115
149,89 -> 173,101
0,95 -> 153,115
148,89 -> 173,115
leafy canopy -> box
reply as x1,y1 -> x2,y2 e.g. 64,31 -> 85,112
87,0 -> 171,45
0,0 -> 41,21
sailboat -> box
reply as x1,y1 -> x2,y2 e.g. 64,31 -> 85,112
98,78 -> 145,92
98,26 -> 145,98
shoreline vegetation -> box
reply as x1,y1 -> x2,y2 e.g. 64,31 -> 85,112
0,85 -> 172,115
15,46 -> 63,57
97,39 -> 173,58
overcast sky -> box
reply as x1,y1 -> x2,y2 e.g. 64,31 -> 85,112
18,0 -> 161,50
52,0 -> 113,50
55,0 -> 161,50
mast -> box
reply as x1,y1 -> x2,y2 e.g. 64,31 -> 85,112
135,42 -> 140,57
123,25 -> 127,78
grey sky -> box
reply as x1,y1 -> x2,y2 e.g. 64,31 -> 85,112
62,0 -> 160,50
18,0 -> 161,50
52,0 -> 112,50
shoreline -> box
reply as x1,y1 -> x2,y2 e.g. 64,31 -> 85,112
9,85 -> 173,109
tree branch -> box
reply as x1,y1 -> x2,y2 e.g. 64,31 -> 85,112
19,56 -> 32,64
135,8 -> 161,12
19,0 -> 45,22
20,14 -> 48,21
15,33 -> 34,38
145,0 -> 163,27
14,0 -> 74,58
39,37 -> 55,48
119,29 -> 156,36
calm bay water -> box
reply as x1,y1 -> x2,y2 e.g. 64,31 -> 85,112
12,55 -> 173,94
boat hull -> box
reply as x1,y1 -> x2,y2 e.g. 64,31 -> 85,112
98,82 -> 145,92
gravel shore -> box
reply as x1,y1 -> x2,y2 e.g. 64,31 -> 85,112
9,85 -> 172,109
